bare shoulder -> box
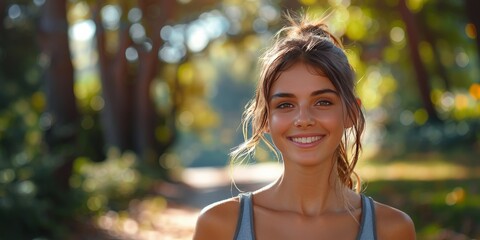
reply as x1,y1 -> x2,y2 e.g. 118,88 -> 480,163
374,201 -> 416,240
193,196 -> 240,240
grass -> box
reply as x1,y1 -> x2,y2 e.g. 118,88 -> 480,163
365,178 -> 480,239
360,150 -> 480,239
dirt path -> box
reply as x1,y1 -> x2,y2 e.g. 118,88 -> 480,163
81,164 -> 278,239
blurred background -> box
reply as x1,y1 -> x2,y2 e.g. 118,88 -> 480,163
0,0 -> 479,239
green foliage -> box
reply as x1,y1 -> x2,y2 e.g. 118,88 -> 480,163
0,2 -> 65,237
70,149 -> 153,215
380,119 -> 480,159
0,1 -> 43,157
0,153 -> 81,239
366,178 -> 480,239
0,150 -> 157,239
0,1 -> 170,236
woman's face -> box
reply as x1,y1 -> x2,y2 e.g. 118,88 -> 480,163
267,61 -> 345,167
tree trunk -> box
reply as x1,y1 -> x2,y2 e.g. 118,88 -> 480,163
133,0 -> 177,163
38,0 -> 79,190
93,0 -> 217,164
465,0 -> 480,66
0,2 -> 5,23
94,0 -> 179,164
398,0 -> 440,122
93,1 -> 133,152
421,21 -> 451,90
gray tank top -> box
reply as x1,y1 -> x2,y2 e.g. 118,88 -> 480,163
233,192 -> 377,240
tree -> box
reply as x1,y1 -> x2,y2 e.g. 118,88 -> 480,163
93,0 -> 180,166
37,0 -> 79,190
465,0 -> 480,66
88,0 -> 221,167
398,0 -> 440,122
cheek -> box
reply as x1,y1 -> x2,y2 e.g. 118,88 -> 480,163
314,109 -> 343,123
268,113 -> 291,134
314,110 -> 346,135
268,115 -> 280,132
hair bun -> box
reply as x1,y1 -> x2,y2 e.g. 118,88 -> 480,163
283,13 -> 343,48
299,23 -> 330,38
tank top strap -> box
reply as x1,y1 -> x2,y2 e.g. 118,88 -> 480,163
233,192 -> 255,240
357,194 -> 378,240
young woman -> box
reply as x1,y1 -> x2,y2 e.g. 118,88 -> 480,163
193,14 -> 415,240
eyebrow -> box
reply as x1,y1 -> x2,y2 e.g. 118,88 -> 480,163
269,89 -> 339,101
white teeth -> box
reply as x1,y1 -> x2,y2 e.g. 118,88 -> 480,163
291,136 -> 321,144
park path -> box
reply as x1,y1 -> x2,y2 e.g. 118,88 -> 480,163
81,160 -> 480,239
146,163 -> 282,239
78,163 -> 281,240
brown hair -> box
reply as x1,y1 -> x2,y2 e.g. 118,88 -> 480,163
230,13 -> 365,192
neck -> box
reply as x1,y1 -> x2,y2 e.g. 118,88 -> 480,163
268,160 -> 349,216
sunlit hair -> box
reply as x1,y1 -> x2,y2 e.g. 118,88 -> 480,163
230,13 -> 365,192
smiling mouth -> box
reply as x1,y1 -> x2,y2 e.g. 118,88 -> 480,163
290,136 -> 323,144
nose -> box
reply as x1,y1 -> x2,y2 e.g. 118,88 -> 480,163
294,107 -> 315,128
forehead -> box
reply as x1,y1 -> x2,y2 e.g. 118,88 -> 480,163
270,62 -> 336,95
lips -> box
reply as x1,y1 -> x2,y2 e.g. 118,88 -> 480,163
289,135 -> 323,144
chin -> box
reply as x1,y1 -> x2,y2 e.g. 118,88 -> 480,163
287,155 -> 331,166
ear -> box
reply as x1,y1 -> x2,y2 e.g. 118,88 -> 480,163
344,98 -> 361,129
